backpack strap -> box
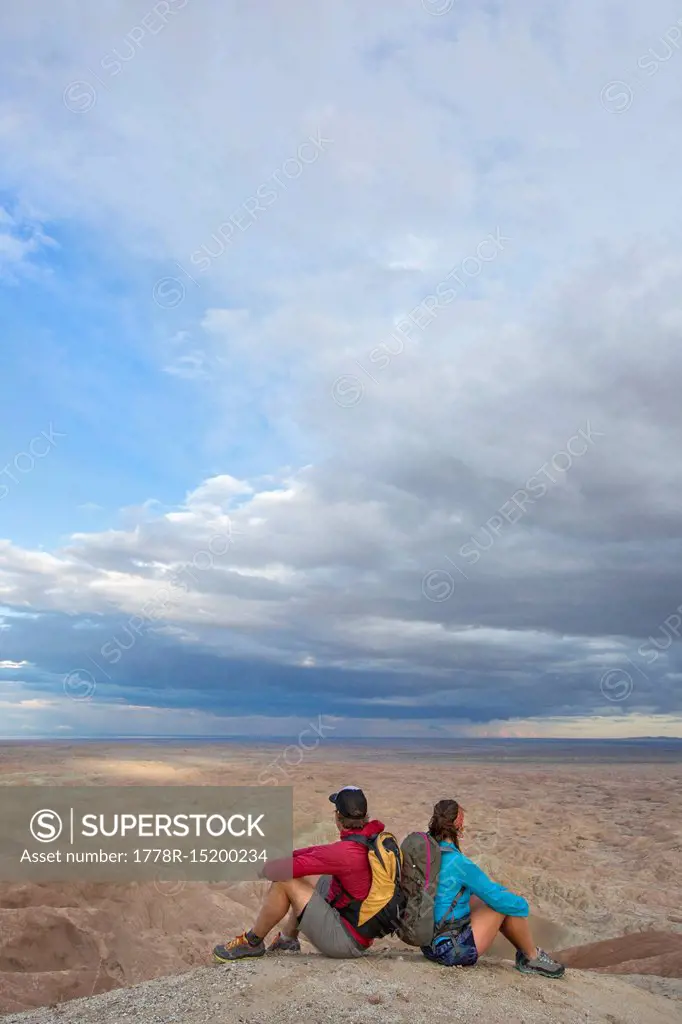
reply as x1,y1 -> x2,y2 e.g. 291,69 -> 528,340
433,884 -> 468,938
341,834 -> 374,848
417,832 -> 433,889
341,833 -> 384,867
327,877 -> 352,909
328,833 -> 376,910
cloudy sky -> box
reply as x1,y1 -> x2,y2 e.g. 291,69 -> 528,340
1,0 -> 682,740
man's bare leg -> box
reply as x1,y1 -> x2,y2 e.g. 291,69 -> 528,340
214,878 -> 316,961
273,873 -> 322,940
252,878 -> 315,940
277,906 -> 301,939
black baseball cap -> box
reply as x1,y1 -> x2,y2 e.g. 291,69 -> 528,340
329,786 -> 367,818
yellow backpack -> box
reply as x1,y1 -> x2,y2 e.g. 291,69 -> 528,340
334,831 -> 405,939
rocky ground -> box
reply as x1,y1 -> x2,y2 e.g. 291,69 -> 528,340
3,950 -> 681,1024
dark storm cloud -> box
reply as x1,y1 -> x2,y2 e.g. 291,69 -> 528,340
2,600 -> 680,726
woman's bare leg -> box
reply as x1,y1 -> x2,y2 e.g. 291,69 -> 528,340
469,903 -> 506,954
470,903 -> 536,958
499,915 -> 536,958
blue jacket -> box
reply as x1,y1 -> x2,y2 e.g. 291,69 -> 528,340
434,840 -> 529,926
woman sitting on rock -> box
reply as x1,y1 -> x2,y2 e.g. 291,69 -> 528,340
421,798 -> 565,977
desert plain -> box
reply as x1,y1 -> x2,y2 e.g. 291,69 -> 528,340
0,739 -> 680,1021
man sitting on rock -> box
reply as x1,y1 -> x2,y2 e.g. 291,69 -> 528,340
213,786 -> 382,961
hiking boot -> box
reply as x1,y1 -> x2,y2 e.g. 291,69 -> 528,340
515,948 -> 565,978
267,932 -> 301,953
213,933 -> 265,962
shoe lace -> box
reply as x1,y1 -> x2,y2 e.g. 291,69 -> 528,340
224,933 -> 249,950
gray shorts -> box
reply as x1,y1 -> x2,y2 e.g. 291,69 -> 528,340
298,876 -> 367,959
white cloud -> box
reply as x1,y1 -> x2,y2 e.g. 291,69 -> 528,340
1,1 -> 682,734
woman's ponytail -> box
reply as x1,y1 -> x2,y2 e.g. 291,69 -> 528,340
428,798 -> 462,849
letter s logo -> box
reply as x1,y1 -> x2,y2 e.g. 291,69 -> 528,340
30,809 -> 64,843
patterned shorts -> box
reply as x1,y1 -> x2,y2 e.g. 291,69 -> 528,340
421,922 -> 479,967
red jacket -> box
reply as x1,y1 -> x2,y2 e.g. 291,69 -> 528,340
263,819 -> 385,947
